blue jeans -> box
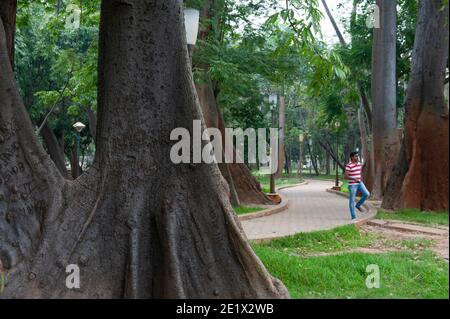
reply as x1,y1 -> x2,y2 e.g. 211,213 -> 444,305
348,181 -> 370,219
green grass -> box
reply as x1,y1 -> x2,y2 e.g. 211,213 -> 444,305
259,225 -> 376,255
254,246 -> 449,299
376,209 -> 449,226
233,206 -> 264,215
252,224 -> 448,298
253,173 -> 304,193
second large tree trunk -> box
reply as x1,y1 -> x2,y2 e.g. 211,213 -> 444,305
0,0 -> 288,299
370,0 -> 400,199
382,0 -> 449,211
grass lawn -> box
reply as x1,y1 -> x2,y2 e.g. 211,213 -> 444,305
262,225 -> 375,255
253,173 -> 304,193
253,225 -> 449,299
376,209 -> 449,226
233,206 -> 265,215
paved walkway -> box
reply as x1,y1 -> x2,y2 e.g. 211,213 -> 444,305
242,179 -> 370,241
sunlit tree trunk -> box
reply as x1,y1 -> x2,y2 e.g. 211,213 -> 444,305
383,0 -> 449,211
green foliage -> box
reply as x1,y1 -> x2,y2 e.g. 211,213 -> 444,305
16,0 -> 100,159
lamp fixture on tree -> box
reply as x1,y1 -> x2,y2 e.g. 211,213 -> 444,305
184,7 -> 200,64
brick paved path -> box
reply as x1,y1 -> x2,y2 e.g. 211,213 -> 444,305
242,179 -> 366,241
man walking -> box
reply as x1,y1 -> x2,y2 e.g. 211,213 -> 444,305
344,151 -> 370,220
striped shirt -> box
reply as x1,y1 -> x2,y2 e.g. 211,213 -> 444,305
345,161 -> 362,186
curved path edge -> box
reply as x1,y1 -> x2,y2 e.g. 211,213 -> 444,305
325,188 -> 378,227
238,182 -> 308,221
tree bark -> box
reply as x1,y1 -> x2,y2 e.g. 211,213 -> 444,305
359,106 -> 373,191
86,107 -> 97,143
383,0 -> 449,211
277,94 -> 285,178
306,142 -> 319,175
40,121 -> 69,179
0,1 -> 288,298
0,0 -> 15,68
371,0 -> 400,199
325,150 -> 330,175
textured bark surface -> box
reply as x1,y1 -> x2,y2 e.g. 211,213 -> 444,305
0,1 -> 288,298
370,0 -> 400,199
0,0 -> 15,68
40,121 -> 69,179
276,95 -> 285,178
383,0 -> 449,211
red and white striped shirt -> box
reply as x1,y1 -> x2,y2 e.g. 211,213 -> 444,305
345,161 -> 362,186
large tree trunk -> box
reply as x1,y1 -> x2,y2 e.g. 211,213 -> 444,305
383,0 -> 449,211
0,0 -> 15,68
371,0 -> 400,199
0,1 -> 288,298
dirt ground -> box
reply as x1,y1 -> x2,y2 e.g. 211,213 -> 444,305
300,223 -> 449,260
359,224 -> 449,260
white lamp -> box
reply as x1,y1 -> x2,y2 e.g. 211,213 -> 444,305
268,94 -> 277,109
72,122 -> 86,133
184,8 -> 200,46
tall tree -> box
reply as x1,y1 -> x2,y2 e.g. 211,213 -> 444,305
277,91 -> 286,177
371,0 -> 400,199
0,0 -> 288,298
194,0 -> 274,206
383,0 -> 449,211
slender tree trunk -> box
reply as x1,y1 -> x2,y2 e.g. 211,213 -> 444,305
0,0 -> 16,68
69,144 -> 82,179
40,121 -> 69,178
0,1 -> 288,298
359,106 -> 373,191
277,94 -> 285,178
297,140 -> 303,178
325,150 -> 330,175
371,0 -> 400,199
307,142 -> 319,175
321,0 -> 345,44
318,140 -> 345,171
383,0 -> 449,211
86,107 -> 97,143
